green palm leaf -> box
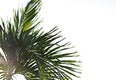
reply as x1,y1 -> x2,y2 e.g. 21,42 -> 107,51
0,0 -> 81,80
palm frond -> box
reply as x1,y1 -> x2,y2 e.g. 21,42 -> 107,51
0,0 -> 81,80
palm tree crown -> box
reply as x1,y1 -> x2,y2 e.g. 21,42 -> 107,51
0,0 -> 81,80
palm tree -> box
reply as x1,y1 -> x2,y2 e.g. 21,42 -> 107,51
0,0 -> 81,80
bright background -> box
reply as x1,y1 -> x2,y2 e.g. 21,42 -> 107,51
0,0 -> 120,80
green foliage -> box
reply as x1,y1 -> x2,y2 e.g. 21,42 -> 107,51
0,0 -> 81,80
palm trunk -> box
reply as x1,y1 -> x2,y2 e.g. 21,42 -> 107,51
6,74 -> 11,80
6,66 -> 12,80
6,48 -> 17,80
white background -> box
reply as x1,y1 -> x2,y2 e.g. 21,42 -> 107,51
0,0 -> 120,80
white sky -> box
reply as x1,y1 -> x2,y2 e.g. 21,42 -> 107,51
0,0 -> 120,80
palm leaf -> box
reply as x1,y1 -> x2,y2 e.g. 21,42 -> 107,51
0,0 -> 81,80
